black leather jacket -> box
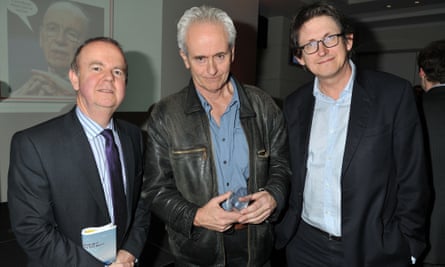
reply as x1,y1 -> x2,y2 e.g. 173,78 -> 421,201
142,77 -> 290,266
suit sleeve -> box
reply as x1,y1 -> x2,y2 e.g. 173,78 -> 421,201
393,81 -> 429,258
7,132 -> 103,267
120,129 -> 151,258
261,98 -> 291,222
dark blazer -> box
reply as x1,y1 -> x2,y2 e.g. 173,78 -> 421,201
275,69 -> 429,266
421,85 -> 445,264
8,108 -> 150,267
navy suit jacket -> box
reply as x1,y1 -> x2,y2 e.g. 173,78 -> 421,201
8,108 -> 150,267
275,69 -> 429,266
421,85 -> 445,263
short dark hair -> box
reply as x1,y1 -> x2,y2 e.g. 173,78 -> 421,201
70,37 -> 128,82
417,39 -> 445,84
290,1 -> 353,58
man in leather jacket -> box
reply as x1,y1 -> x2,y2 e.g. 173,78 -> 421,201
141,5 -> 290,267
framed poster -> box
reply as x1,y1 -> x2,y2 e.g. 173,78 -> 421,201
0,0 -> 113,103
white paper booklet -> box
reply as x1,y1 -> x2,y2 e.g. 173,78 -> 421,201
81,223 -> 116,264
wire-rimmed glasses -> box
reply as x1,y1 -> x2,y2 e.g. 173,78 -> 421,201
298,33 -> 344,55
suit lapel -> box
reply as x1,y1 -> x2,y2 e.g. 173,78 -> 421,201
66,110 -> 110,220
114,122 -> 134,227
286,85 -> 315,185
341,77 -> 372,176
300,96 -> 315,181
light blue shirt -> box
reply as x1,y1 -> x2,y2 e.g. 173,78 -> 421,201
196,79 -> 249,196
75,107 -> 127,224
301,61 -> 356,236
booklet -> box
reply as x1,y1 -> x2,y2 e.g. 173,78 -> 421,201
81,223 -> 116,264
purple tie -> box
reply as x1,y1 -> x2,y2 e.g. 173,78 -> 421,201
101,129 -> 127,245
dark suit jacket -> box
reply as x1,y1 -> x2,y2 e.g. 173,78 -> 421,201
8,108 -> 150,267
275,70 -> 429,266
421,85 -> 445,264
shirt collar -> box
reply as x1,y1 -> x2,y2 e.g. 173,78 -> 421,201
313,59 -> 356,101
196,77 -> 240,114
75,106 -> 115,139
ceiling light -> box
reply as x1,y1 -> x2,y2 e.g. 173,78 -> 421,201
386,4 -> 392,8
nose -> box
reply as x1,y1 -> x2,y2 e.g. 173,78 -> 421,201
207,58 -> 217,75
54,29 -> 68,44
317,42 -> 328,56
103,70 -> 115,81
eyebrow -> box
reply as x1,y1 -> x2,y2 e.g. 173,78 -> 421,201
88,60 -> 125,69
88,61 -> 104,67
192,50 -> 229,58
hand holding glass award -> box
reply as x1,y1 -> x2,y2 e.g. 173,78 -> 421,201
222,187 -> 250,211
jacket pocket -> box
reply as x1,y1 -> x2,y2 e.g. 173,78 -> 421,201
167,227 -> 219,265
171,146 -> 210,204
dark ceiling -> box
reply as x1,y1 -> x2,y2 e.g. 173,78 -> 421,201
259,0 -> 445,27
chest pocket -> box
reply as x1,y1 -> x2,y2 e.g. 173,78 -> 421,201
171,146 -> 209,202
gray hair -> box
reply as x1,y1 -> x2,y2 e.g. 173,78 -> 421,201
177,5 -> 237,55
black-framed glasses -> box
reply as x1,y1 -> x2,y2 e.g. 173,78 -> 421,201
299,33 -> 344,55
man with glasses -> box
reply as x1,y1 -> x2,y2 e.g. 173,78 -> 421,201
275,2 -> 428,266
12,1 -> 88,97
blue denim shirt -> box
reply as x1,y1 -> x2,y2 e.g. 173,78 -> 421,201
196,78 -> 249,200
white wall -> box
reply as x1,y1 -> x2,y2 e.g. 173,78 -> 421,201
114,0 -> 163,111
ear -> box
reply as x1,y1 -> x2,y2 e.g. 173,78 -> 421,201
179,49 -> 190,69
230,46 -> 235,63
68,69 -> 80,91
419,67 -> 426,77
295,55 -> 305,67
345,33 -> 354,51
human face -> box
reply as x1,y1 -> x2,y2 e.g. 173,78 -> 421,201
40,3 -> 87,75
295,16 -> 353,81
180,22 -> 234,94
69,41 -> 127,117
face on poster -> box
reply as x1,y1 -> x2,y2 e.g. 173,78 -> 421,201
1,0 -> 112,102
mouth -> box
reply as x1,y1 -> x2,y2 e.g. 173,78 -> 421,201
318,57 -> 334,65
49,49 -> 70,60
204,76 -> 222,83
98,88 -> 114,93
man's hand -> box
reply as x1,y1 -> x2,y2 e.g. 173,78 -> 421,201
109,250 -> 136,267
193,191 -> 242,232
11,69 -> 74,97
238,190 -> 276,224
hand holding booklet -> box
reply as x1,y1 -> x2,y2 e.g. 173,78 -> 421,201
81,223 -> 116,264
